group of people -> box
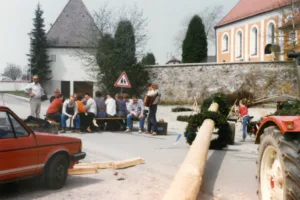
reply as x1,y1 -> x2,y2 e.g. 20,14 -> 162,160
46,92 -> 97,133
24,75 -> 161,135
45,84 -> 160,134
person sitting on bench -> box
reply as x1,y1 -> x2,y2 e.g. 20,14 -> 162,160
46,94 -> 63,123
125,95 -> 145,133
115,93 -> 127,130
84,93 -> 97,132
95,91 -> 106,118
75,94 -> 87,131
105,94 -> 116,117
50,88 -> 65,104
115,93 -> 127,118
60,96 -> 80,133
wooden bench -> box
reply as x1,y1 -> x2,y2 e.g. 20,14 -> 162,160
95,117 -> 126,121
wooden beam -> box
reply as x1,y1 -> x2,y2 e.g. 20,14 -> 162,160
68,165 -> 98,175
111,157 -> 145,169
162,103 -> 219,200
91,161 -> 113,169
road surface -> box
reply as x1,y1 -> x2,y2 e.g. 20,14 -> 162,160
0,94 -> 275,200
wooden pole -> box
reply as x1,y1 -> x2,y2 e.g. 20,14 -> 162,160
162,102 -> 219,200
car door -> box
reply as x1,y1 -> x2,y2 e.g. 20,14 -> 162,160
0,110 -> 38,182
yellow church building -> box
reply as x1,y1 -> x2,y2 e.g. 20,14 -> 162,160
215,0 -> 300,63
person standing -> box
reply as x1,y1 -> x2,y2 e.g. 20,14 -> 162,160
24,75 -> 44,118
145,84 -> 161,135
85,93 -> 97,132
239,99 -> 249,142
60,96 -> 80,133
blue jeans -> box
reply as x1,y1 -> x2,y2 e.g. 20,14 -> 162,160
126,114 -> 145,130
61,114 -> 80,129
148,104 -> 158,132
242,115 -> 249,139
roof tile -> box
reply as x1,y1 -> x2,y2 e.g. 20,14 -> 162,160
46,0 -> 99,48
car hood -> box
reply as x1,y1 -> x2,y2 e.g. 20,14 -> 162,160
35,132 -> 81,146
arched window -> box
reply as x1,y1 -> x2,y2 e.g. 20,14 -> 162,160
267,22 -> 276,44
250,27 -> 258,56
236,31 -> 243,58
222,33 -> 229,52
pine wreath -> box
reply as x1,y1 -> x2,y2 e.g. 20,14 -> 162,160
184,93 -> 232,150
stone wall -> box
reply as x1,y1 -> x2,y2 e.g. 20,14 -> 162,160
145,62 -> 298,103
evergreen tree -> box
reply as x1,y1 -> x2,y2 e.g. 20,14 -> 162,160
96,34 -> 119,94
141,53 -> 156,65
114,20 -> 136,68
112,20 -> 149,96
182,15 -> 207,63
27,3 -> 51,84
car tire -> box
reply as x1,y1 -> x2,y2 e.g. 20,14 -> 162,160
45,154 -> 69,189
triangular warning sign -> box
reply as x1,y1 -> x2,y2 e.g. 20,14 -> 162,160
114,72 -> 131,88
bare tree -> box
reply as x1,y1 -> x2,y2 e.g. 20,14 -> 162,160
201,5 -> 224,44
3,63 -> 22,80
21,65 -> 30,80
174,5 -> 224,56
273,0 -> 300,52
75,3 -> 149,83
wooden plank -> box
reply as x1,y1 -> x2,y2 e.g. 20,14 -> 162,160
91,161 -> 113,169
112,157 -> 145,169
76,163 -> 95,166
68,165 -> 98,175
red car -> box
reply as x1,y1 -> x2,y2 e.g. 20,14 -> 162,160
0,105 -> 86,189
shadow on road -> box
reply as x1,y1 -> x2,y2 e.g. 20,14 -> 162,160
0,175 -> 101,200
197,150 -> 227,199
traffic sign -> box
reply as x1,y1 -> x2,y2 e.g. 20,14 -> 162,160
114,72 -> 131,88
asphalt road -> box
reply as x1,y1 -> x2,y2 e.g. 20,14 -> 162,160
0,94 -> 275,200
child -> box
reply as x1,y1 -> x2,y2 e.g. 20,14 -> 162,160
239,99 -> 249,142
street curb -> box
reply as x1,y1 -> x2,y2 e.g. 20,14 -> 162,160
4,93 -> 30,102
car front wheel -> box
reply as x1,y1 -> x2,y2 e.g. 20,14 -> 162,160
45,154 -> 69,189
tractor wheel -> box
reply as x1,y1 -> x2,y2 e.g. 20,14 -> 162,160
257,126 -> 300,200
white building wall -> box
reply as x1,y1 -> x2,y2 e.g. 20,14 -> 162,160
0,81 -> 29,92
45,48 -> 96,96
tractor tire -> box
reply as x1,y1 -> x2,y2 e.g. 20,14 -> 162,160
228,121 -> 235,145
45,154 -> 69,190
257,126 -> 300,200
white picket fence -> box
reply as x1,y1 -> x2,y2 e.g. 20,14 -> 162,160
0,81 -> 29,92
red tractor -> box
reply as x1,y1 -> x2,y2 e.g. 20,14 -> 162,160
255,52 -> 300,199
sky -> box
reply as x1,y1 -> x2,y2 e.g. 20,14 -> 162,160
0,0 -> 238,72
